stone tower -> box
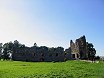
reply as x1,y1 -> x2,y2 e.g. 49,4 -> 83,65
70,35 -> 88,59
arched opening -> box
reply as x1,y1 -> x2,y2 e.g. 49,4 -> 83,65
72,54 -> 75,58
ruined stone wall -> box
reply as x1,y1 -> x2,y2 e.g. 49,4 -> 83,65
70,40 -> 80,59
12,35 -> 93,61
12,47 -> 66,62
70,35 -> 88,59
77,36 -> 88,59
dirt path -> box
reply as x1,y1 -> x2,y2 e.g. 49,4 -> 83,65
80,60 -> 99,63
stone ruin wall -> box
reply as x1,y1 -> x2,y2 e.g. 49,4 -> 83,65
70,35 -> 88,59
12,35 -> 89,62
12,47 -> 71,62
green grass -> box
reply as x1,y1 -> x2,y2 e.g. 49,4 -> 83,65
0,60 -> 104,78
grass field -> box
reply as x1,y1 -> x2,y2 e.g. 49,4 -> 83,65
0,60 -> 104,78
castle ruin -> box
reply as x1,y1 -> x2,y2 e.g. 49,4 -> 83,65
12,35 -> 94,62
70,35 -> 88,60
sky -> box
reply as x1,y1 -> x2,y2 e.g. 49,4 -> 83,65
0,0 -> 104,56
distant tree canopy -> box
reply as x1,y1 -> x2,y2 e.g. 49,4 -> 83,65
95,56 -> 100,60
87,42 -> 96,61
0,40 -> 26,60
0,43 -> 2,60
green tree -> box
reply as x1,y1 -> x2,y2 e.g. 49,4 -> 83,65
13,40 -> 22,52
0,43 -> 3,60
56,47 -> 64,52
12,40 -> 23,60
3,43 -> 10,60
2,42 -> 14,60
87,43 -> 96,61
48,47 -> 55,52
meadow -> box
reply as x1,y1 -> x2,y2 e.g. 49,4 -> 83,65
0,60 -> 104,78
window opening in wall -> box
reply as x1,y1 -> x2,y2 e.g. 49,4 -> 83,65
56,53 -> 58,56
64,52 -> 67,56
34,53 -> 35,56
72,54 -> 75,58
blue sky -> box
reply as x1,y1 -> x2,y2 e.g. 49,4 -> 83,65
0,0 -> 104,56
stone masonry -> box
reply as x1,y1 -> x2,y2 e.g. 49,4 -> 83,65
12,35 -> 91,62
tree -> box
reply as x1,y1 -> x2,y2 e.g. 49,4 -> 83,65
2,42 -> 14,60
13,40 -> 21,52
56,47 -> 64,52
3,43 -> 10,60
39,46 -> 48,52
48,47 -> 64,54
95,56 -> 100,60
8,42 -> 14,59
20,44 -> 26,48
0,43 -> 3,60
48,47 -> 55,52
87,43 -> 96,61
